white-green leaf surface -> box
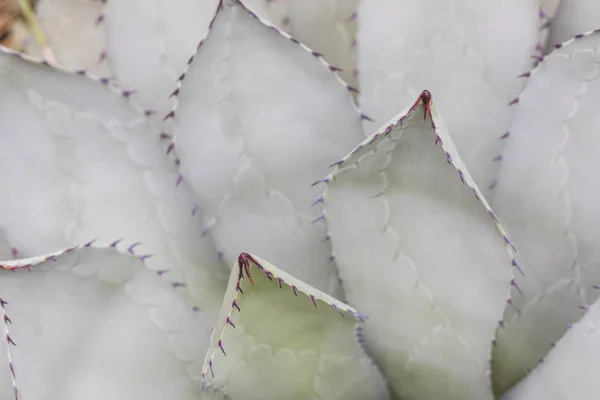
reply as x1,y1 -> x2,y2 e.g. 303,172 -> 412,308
247,0 -> 359,88
322,92 -> 516,400
201,253 -> 389,400
102,0 -> 219,114
358,0 -> 539,194
25,0 -> 109,74
0,48 -> 228,320
170,0 -> 365,298
549,0 -> 600,47
501,294 -> 600,400
491,32 -> 600,393
539,0 -> 562,20
0,245 -> 221,400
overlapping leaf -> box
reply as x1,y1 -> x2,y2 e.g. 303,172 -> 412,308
0,48 -> 228,320
357,0 -> 539,194
200,252 -> 389,399
322,91 -> 516,400
24,0 -> 109,74
246,0 -> 358,88
549,0 -> 600,46
501,295 -> 600,400
491,31 -> 600,393
102,0 -> 219,114
169,0 -> 365,298
0,245 -> 221,400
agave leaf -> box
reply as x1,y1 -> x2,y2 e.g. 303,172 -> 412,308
247,0 -> 358,88
102,0 -> 219,114
357,0 -> 539,195
200,252 -> 389,399
0,48 -> 228,320
169,0 -> 365,298
23,0 -> 109,74
0,245 -> 223,400
539,0 -> 562,18
322,91 -> 516,400
501,295 -> 600,400
548,0 -> 600,46
491,31 -> 600,393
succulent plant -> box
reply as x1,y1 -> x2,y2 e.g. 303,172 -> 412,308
0,0 -> 599,399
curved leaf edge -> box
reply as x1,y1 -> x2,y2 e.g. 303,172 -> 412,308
490,28 -> 600,190
318,90 -> 522,362
163,0 -> 370,129
0,45 -> 225,309
200,252 -> 379,394
0,241 -> 212,399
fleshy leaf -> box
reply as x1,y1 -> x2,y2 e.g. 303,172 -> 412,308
0,245 -> 222,399
24,0 -> 110,74
246,0 -> 359,88
548,0 -> 600,46
501,295 -> 600,400
357,0 -> 539,194
102,0 -> 219,114
0,48 -> 228,320
170,0 -> 365,298
539,0 -> 562,18
491,31 -> 600,393
322,91 -> 516,400
200,252 -> 389,399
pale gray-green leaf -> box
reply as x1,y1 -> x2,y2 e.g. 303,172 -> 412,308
0,245 -> 220,400
323,92 -> 516,400
171,0 -> 365,298
491,32 -> 600,394
358,0 -> 539,195
201,253 -> 389,400
501,296 -> 600,400
0,48 -> 228,320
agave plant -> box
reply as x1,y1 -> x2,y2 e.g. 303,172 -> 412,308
0,0 -> 599,399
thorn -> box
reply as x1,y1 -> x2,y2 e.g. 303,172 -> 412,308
218,340 -> 226,356
511,279 -> 523,295
139,254 -> 153,262
421,90 -> 432,120
109,238 -> 123,247
159,132 -> 172,140
237,253 -> 256,286
310,177 -> 329,187
122,89 -> 137,98
127,242 -> 141,254
164,110 -> 175,120
176,175 -> 183,186
156,269 -> 170,276
291,285 -> 298,296
226,317 -> 236,328
6,335 -> 16,346
169,88 -> 180,98
508,98 -> 519,106
312,214 -> 325,223
232,300 -> 240,312
172,282 -> 186,289
95,14 -> 104,25
518,72 -> 531,78
311,196 -> 324,207
166,143 -> 175,155
360,113 -> 374,122
309,294 -> 317,307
